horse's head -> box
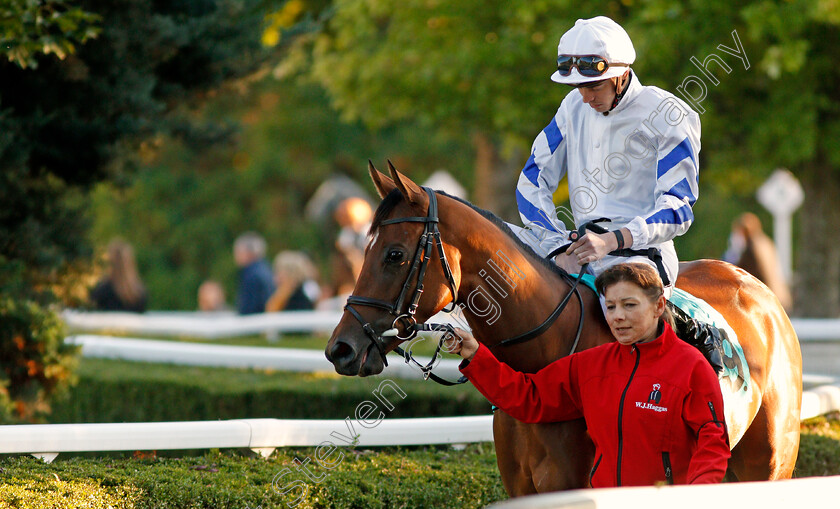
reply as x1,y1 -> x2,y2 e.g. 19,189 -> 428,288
325,161 -> 462,376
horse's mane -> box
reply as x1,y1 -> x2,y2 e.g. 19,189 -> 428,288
369,188 -> 570,282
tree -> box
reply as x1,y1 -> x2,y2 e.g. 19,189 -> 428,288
0,0 -> 274,421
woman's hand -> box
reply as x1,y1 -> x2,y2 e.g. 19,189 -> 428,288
443,327 -> 480,361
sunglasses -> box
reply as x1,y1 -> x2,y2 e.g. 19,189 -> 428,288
556,55 -> 630,77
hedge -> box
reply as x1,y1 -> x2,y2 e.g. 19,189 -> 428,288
48,358 -> 492,423
0,444 -> 506,508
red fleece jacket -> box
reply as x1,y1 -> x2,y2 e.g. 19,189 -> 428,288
460,322 -> 730,487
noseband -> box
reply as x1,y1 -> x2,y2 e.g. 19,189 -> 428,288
344,187 -> 459,374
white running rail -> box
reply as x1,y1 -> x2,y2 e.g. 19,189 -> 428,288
62,310 -> 840,342
487,476 -> 840,508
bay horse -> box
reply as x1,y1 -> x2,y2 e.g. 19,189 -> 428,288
325,162 -> 802,496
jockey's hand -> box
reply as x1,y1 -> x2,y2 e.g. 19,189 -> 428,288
443,327 -> 479,361
565,231 -> 623,265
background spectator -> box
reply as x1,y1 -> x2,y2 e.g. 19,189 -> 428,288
724,212 -> 792,311
197,279 -> 229,312
233,232 -> 275,314
266,251 -> 322,312
330,197 -> 373,296
90,239 -> 148,313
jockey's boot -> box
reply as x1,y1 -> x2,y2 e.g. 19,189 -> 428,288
666,302 -> 726,375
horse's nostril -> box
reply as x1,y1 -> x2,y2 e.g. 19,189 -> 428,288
329,339 -> 355,365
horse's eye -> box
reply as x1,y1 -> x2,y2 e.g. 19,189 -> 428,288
385,249 -> 404,264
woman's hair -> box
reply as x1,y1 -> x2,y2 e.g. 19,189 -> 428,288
273,251 -> 318,286
266,251 -> 319,312
595,263 -> 673,327
106,239 -> 146,307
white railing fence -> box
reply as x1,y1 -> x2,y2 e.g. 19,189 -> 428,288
487,476 -> 839,509
0,415 -> 494,463
62,310 -> 840,342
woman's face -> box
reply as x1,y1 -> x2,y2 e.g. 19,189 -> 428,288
603,281 -> 665,345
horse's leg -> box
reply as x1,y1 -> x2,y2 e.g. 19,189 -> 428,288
729,400 -> 799,480
494,412 -> 594,496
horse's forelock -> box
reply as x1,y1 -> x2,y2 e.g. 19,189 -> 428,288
367,188 -> 406,238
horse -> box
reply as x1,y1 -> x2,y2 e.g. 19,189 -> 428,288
325,162 -> 802,496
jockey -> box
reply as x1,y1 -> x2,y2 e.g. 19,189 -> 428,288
514,16 -> 699,292
511,16 -> 725,374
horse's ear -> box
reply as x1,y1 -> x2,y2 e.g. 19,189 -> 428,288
387,160 -> 426,205
369,160 -> 396,199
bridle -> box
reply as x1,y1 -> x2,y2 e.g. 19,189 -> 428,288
343,186 -> 590,385
344,187 -> 460,380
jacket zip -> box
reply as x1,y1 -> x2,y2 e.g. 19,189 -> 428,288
589,454 -> 603,487
708,401 -> 722,427
661,452 -> 673,485
616,345 -> 641,486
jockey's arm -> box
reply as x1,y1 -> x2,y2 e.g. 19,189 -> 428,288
516,109 -> 571,252
624,112 -> 701,248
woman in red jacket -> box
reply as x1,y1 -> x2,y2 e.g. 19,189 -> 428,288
450,263 -> 730,487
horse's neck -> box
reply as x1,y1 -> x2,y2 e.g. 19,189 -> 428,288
453,222 -> 592,370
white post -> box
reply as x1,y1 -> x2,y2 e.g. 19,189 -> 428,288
773,212 -> 793,282
756,169 -> 803,284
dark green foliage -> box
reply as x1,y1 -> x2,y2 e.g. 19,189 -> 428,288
49,359 -> 492,424
0,445 -> 505,508
0,0 -> 274,423
795,413 -> 840,477
0,298 -> 78,423
0,0 -> 271,300
0,0 -> 100,69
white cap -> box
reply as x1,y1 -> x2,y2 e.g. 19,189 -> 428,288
550,16 -> 636,85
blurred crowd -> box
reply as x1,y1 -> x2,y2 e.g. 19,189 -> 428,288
88,196 -> 374,314
86,204 -> 793,315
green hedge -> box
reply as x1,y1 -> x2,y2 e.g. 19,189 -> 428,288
49,359 -> 492,423
0,445 -> 506,508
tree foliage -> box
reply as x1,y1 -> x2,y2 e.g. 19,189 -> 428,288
0,0 -> 100,69
0,0 -> 276,418
0,0 -> 271,301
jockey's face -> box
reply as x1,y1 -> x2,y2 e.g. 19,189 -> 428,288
574,73 -> 627,113
603,281 -> 665,345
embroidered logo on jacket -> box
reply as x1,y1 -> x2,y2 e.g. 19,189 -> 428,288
648,384 -> 662,404
635,384 -> 668,412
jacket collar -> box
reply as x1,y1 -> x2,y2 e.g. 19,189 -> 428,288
624,321 -> 676,358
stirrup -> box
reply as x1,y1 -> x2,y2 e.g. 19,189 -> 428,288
666,302 -> 726,375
